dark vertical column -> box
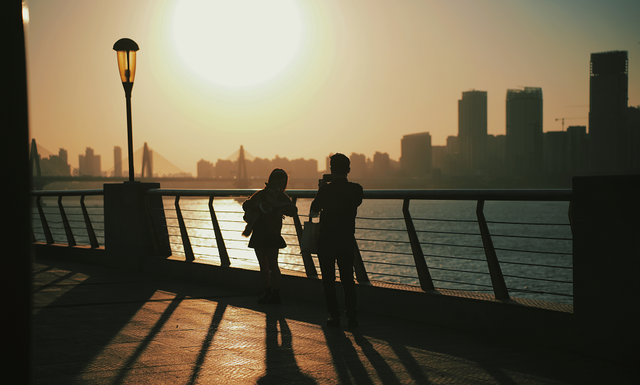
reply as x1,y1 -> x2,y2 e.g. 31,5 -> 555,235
572,175 -> 640,364
4,1 -> 32,381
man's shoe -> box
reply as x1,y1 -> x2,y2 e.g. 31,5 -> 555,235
347,318 -> 359,328
326,317 -> 340,327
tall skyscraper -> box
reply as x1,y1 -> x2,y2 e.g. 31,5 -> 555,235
458,90 -> 487,175
113,146 -> 122,177
401,132 -> 432,177
506,87 -> 543,175
588,51 -> 629,174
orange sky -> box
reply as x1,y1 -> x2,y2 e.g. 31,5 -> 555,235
25,0 -> 640,175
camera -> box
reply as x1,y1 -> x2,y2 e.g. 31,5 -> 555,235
318,173 -> 334,187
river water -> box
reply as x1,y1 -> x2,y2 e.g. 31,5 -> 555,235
163,198 -> 573,305
33,196 -> 573,305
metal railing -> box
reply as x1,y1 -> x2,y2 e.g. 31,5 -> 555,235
145,189 -> 573,304
31,189 -> 104,248
30,188 -> 573,304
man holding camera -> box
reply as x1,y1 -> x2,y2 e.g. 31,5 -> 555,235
310,153 -> 363,328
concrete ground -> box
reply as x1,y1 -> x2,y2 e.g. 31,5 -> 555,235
32,257 -> 634,384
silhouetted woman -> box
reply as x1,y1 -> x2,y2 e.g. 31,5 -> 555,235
242,169 -> 297,304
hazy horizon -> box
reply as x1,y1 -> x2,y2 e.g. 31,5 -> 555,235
25,0 -> 640,175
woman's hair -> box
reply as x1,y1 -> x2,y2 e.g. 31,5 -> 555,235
267,168 -> 288,191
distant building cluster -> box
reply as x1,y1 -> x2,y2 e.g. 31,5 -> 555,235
78,147 -> 101,176
37,148 -> 71,176
400,50 -> 639,179
197,155 -> 318,181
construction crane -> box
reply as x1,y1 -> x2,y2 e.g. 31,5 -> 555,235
555,117 -> 585,131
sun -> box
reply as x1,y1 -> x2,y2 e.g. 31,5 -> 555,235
170,0 -> 304,89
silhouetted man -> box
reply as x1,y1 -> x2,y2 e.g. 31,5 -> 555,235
310,153 -> 363,328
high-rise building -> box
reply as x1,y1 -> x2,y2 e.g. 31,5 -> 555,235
458,90 -> 487,175
506,87 -> 543,175
79,147 -> 101,176
543,131 -> 570,175
58,148 -> 67,165
401,132 -> 432,177
486,134 -> 506,175
566,126 -> 589,175
113,146 -> 122,177
588,51 -> 629,174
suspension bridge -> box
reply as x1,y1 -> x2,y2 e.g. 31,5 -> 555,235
29,140 -> 318,190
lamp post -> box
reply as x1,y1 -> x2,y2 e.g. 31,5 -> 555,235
113,38 -> 139,182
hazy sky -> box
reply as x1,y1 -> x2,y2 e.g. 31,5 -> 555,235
25,0 -> 640,175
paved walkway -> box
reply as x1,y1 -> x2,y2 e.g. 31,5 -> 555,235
32,257 -> 634,384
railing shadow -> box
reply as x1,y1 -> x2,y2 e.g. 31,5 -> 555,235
32,259 -> 162,383
32,257 -> 634,384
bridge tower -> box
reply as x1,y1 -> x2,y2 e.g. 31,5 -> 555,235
29,138 -> 42,177
141,142 -> 153,178
236,145 -> 249,188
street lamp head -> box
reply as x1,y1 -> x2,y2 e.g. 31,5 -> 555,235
113,38 -> 139,84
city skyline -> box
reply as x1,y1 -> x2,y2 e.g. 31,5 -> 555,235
25,0 -> 640,175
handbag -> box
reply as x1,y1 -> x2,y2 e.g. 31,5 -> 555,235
300,218 -> 320,254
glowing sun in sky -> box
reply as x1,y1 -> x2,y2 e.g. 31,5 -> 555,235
170,0 -> 304,89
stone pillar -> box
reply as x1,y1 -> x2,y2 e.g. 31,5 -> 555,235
104,182 -> 170,271
572,175 -> 640,364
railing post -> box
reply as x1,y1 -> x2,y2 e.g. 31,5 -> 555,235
208,196 -> 230,267
291,197 -> 318,278
353,240 -> 370,284
80,195 -> 100,248
402,198 -> 435,291
58,196 -> 76,247
175,196 -> 195,262
36,196 -> 54,244
476,200 -> 509,300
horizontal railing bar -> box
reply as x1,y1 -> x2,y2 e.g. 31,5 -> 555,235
490,234 -> 572,241
507,288 -> 573,297
357,227 -> 407,232
147,188 -> 572,201
487,220 -> 570,226
424,254 -> 486,262
503,275 -> 573,284
358,217 -> 405,221
498,260 -> 572,269
31,189 -> 104,197
356,237 -> 410,244
429,267 -> 490,275
494,247 -> 572,256
431,279 -> 495,289
359,249 -> 414,256
416,229 -> 481,236
414,217 -> 479,223
419,241 -> 485,249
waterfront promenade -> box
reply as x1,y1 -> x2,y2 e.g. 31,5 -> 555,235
33,256 -> 634,385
